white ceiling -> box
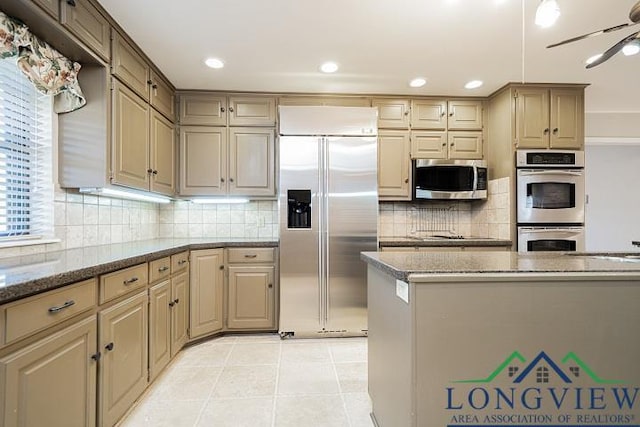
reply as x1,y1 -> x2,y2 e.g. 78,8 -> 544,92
97,0 -> 640,113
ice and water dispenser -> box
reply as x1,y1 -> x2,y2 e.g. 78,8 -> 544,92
287,190 -> 311,229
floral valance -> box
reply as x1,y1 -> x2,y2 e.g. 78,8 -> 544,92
0,11 -> 86,113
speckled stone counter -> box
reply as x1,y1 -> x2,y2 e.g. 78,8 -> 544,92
362,250 -> 640,282
378,237 -> 512,248
0,238 -> 278,304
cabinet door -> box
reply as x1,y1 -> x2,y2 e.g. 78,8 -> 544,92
411,131 -> 447,159
228,96 -> 276,126
112,80 -> 150,191
227,266 -> 275,330
514,88 -> 549,149
171,271 -> 189,357
228,127 -> 275,196
447,100 -> 483,130
60,0 -> 110,61
550,88 -> 584,149
149,281 -> 171,382
150,109 -> 176,195
410,99 -> 447,130
179,94 -> 227,126
448,131 -> 483,159
0,316 -> 97,427
378,130 -> 411,200
372,99 -> 410,129
189,249 -> 224,338
179,126 -> 226,195
111,32 -> 150,101
30,0 -> 59,19
98,292 -> 148,427
150,70 -> 175,121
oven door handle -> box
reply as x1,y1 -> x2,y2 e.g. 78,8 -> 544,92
519,169 -> 583,176
520,228 -> 582,234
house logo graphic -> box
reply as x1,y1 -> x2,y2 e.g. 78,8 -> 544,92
445,351 -> 639,427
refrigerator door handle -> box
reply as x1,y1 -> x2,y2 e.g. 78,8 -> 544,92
318,137 -> 326,328
323,137 -> 331,325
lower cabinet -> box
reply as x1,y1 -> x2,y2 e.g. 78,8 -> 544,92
171,270 -> 189,356
189,249 -> 224,338
227,265 -> 276,330
98,291 -> 148,427
0,316 -> 97,427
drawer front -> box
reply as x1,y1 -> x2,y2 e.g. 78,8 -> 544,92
227,248 -> 275,264
100,264 -> 148,304
149,257 -> 171,283
4,279 -> 97,345
60,0 -> 111,61
171,251 -> 189,273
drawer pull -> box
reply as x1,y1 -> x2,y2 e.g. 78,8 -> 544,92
244,254 -> 258,259
158,266 -> 169,272
48,300 -> 76,313
178,260 -> 187,265
123,277 -> 139,285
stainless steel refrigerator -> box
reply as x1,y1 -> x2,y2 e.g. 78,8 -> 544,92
278,106 -> 378,338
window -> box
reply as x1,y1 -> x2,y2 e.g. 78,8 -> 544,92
536,366 -> 549,383
0,58 -> 53,240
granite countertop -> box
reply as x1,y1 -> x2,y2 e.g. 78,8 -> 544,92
379,236 -> 512,247
362,250 -> 640,282
0,238 -> 278,304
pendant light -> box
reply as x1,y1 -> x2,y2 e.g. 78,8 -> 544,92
535,0 -> 561,28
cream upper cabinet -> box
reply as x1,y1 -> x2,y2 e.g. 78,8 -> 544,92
228,127 -> 275,196
372,99 -> 410,129
514,86 -> 584,150
112,79 -> 150,191
550,88 -> 584,149
190,249 -> 224,338
150,109 -> 176,195
0,316 -> 97,427
179,126 -> 227,196
228,96 -> 276,126
31,0 -> 59,19
378,130 -> 411,200
278,96 -> 370,107
150,70 -> 175,121
411,99 -> 447,130
60,0 -> 110,61
447,100 -> 483,130
411,131 -> 447,159
98,291 -> 148,427
111,32 -> 150,102
180,94 -> 276,126
448,131 -> 483,159
179,94 -> 227,126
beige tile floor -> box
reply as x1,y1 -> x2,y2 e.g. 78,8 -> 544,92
118,334 -> 373,427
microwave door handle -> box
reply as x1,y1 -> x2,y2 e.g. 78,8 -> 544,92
519,170 -> 583,176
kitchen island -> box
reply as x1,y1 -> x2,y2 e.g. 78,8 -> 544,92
361,251 -> 640,427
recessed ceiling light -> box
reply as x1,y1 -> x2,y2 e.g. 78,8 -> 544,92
622,41 -> 640,56
409,78 -> 427,88
320,62 -> 339,73
204,58 -> 225,69
585,53 -> 603,65
535,0 -> 561,28
464,80 -> 483,89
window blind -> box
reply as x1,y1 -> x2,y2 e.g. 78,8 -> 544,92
0,58 -> 53,240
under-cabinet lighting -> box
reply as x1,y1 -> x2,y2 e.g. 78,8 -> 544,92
622,40 -> 640,56
190,198 -> 250,204
585,53 -> 603,65
79,187 -> 171,204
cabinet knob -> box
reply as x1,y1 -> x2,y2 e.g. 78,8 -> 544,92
404,111 -> 409,116
449,112 -> 454,117
152,170 -> 158,175
169,301 -> 175,307
66,0 -> 76,6
404,178 -> 409,183
105,342 -> 114,351
450,143 -> 454,146
441,142 -> 446,147
174,298 -> 180,304
268,284 -> 273,288
440,111 -> 446,117
147,80 -> 153,85
229,107 -> 234,113
147,168 -> 153,174
229,177 -> 234,183
219,265 -> 224,270
543,128 -> 550,135
220,177 -> 225,183
553,128 -> 559,134
221,107 -> 226,113
152,84 -> 158,89
91,352 -> 101,361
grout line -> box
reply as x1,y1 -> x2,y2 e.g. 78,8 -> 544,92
329,342 -> 354,427
271,339 -> 283,427
191,338 -> 237,426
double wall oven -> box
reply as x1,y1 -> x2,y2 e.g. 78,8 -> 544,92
516,150 -> 585,252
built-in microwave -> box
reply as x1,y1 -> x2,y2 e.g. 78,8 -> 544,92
413,159 -> 487,200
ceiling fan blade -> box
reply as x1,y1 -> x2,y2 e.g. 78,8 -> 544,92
547,22 -> 637,48
586,30 -> 640,68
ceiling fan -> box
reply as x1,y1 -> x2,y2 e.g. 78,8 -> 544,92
546,0 -> 640,68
